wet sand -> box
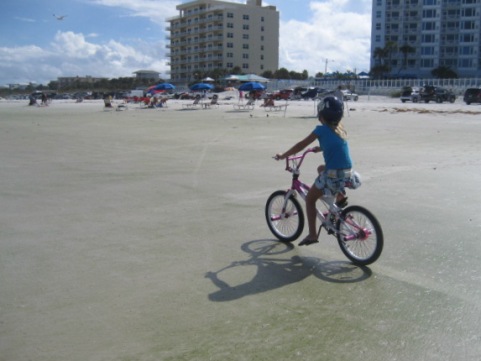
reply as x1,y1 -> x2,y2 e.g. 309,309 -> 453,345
1,96 -> 481,361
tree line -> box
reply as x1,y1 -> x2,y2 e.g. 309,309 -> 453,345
371,41 -> 458,79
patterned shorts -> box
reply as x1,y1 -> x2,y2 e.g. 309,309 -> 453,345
314,170 -> 361,196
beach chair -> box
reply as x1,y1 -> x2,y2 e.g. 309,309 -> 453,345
104,97 -> 113,108
233,97 -> 255,111
261,98 -> 288,112
182,95 -> 201,109
202,94 -> 219,109
158,97 -> 168,108
116,103 -> 128,111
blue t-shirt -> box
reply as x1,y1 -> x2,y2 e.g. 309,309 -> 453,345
313,125 -> 352,170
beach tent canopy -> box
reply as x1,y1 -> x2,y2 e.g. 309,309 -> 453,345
202,77 -> 215,82
225,74 -> 269,83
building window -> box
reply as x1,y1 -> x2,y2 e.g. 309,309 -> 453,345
227,42 -> 234,48
227,62 -> 233,68
243,44 -> 249,49
261,16 -> 264,22
422,22 -> 436,30
461,21 -> 476,30
421,46 -> 435,55
458,58 -> 473,67
227,52 -> 233,58
243,15 -> 249,20
422,34 -> 436,42
243,34 -> 249,39
243,24 -> 249,30
242,63 -> 249,69
462,8 -> 476,17
227,32 -> 234,38
460,46 -> 474,55
227,22 -> 234,28
460,33 -> 475,42
227,12 -> 234,18
420,59 -> 434,67
422,9 -> 437,18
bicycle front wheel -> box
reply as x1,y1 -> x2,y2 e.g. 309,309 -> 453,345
336,205 -> 383,266
265,190 -> 304,242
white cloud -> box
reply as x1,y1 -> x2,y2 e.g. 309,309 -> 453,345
280,0 -> 372,75
0,30 -> 168,84
88,0 -> 180,25
52,31 -> 101,58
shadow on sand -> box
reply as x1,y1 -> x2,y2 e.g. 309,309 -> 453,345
205,239 -> 372,302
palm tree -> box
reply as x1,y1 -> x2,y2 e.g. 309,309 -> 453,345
373,47 -> 388,66
399,44 -> 415,70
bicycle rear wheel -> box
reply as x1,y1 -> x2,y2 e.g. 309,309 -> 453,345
265,190 -> 304,242
336,205 -> 383,266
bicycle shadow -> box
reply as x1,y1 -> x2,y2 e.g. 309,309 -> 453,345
205,239 -> 372,302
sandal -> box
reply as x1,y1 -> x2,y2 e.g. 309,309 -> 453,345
335,196 -> 348,208
299,237 -> 319,246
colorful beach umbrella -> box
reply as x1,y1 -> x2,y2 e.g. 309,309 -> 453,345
238,82 -> 266,91
154,83 -> 175,91
190,83 -> 214,91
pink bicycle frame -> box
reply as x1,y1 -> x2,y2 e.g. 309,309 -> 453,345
282,148 -> 337,224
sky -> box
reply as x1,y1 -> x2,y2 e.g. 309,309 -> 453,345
0,0 -> 372,86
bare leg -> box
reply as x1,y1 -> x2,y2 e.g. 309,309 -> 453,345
304,185 -> 324,240
317,165 -> 346,206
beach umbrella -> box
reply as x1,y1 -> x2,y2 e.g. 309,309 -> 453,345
154,83 -> 175,91
202,77 -> 215,82
238,82 -> 266,91
190,83 -> 214,91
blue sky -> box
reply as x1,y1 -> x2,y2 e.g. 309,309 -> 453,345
0,0 -> 372,85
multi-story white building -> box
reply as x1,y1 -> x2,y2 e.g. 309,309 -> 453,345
371,0 -> 481,78
166,0 -> 279,82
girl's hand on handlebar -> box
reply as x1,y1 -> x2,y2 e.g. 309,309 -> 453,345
273,153 -> 284,161
312,146 -> 321,153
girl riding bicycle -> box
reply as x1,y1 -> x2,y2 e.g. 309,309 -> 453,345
275,96 -> 356,246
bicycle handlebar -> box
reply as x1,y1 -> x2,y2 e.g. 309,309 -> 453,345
283,147 -> 319,172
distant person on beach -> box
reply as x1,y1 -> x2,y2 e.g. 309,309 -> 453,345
41,93 -> 48,106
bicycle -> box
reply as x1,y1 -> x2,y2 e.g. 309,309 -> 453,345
265,148 -> 383,266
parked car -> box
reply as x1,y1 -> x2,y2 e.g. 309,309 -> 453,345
271,89 -> 293,100
341,89 -> 359,101
301,87 -> 321,100
463,88 -> 481,105
400,86 -> 420,103
173,92 -> 195,100
419,85 -> 456,103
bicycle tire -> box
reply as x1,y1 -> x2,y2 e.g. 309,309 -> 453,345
336,205 -> 383,266
265,190 -> 304,242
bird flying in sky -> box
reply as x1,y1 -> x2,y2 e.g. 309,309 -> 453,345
53,14 -> 67,20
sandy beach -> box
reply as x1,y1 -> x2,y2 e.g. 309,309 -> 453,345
1,95 -> 481,361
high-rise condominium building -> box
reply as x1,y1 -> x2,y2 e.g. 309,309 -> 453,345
166,0 -> 279,82
371,0 -> 481,78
